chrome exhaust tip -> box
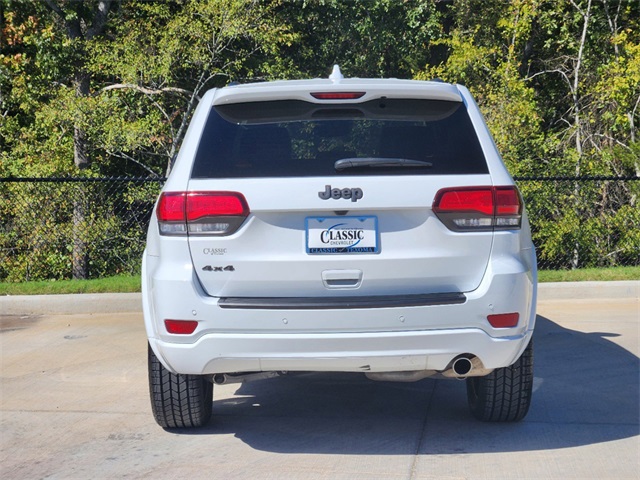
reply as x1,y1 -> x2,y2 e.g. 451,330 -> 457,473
452,357 -> 473,377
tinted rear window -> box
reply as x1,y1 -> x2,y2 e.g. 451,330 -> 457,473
191,99 -> 488,178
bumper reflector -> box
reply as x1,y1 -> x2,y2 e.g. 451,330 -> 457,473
487,313 -> 520,328
165,319 -> 198,335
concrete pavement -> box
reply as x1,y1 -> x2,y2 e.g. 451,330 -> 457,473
1,282 -> 638,479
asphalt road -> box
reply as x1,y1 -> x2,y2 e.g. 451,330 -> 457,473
1,283 -> 638,479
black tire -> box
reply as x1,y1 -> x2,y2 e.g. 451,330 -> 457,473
466,340 -> 533,422
148,344 -> 213,428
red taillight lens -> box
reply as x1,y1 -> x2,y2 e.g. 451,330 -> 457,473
157,191 -> 249,236
487,313 -> 520,328
310,92 -> 366,100
157,192 -> 187,222
164,319 -> 198,335
433,186 -> 522,231
494,187 -> 522,228
157,192 -> 187,235
433,189 -> 494,216
186,193 -> 249,221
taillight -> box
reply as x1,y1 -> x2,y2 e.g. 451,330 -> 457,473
432,186 -> 522,231
310,92 -> 366,100
494,187 -> 522,228
157,191 -> 249,236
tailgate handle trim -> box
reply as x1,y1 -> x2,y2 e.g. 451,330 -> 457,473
322,269 -> 362,289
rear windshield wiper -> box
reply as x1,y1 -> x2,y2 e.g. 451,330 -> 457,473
334,157 -> 433,171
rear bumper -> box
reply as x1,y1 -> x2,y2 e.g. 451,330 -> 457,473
143,244 -> 537,376
149,327 -> 533,376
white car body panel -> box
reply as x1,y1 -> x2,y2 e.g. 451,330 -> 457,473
186,175 -> 494,297
212,79 -> 463,105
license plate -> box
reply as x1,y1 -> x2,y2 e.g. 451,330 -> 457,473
306,216 -> 379,254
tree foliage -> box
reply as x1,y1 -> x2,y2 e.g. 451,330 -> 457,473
1,0 -> 294,178
273,0 -> 443,78
1,0 -> 638,279
417,0 -> 639,268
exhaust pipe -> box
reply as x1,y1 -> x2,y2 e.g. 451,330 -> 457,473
442,355 -> 493,378
365,357 -> 494,383
452,357 -> 473,377
212,374 -> 228,385
365,370 -> 437,383
213,372 -> 280,385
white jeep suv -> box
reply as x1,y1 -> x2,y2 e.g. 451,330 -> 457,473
142,66 -> 537,428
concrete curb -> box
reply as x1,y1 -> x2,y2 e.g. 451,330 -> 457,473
1,281 -> 638,316
0,292 -> 142,316
537,280 -> 639,301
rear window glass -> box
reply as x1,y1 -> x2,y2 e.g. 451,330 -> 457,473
191,99 -> 488,178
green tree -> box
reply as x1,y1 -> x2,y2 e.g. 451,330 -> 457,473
274,0 -> 443,79
0,0 -> 294,281
86,0 -> 295,176
417,0 -> 547,175
418,0 -> 639,268
43,0 -> 114,170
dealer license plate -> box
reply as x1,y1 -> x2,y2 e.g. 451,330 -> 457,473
306,216 -> 379,254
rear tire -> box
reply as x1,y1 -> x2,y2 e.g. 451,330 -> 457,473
148,344 -> 213,428
466,340 -> 533,422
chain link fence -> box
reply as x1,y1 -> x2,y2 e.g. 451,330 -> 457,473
516,176 -> 639,269
1,176 -> 638,282
0,177 -> 163,281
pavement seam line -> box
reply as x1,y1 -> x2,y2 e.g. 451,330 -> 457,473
409,378 -> 439,479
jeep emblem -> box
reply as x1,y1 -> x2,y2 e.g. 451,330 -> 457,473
318,185 -> 363,202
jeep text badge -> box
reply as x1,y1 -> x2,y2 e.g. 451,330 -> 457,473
318,185 -> 363,202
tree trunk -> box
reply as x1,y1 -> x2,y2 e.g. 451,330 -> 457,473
45,0 -> 114,279
72,184 -> 89,279
569,0 -> 592,270
71,73 -> 90,279
73,73 -> 91,169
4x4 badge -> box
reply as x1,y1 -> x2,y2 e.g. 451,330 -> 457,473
318,185 -> 363,202
202,265 -> 235,272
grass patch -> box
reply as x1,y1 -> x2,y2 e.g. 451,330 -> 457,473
0,275 -> 140,296
538,266 -> 639,283
0,267 -> 637,295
